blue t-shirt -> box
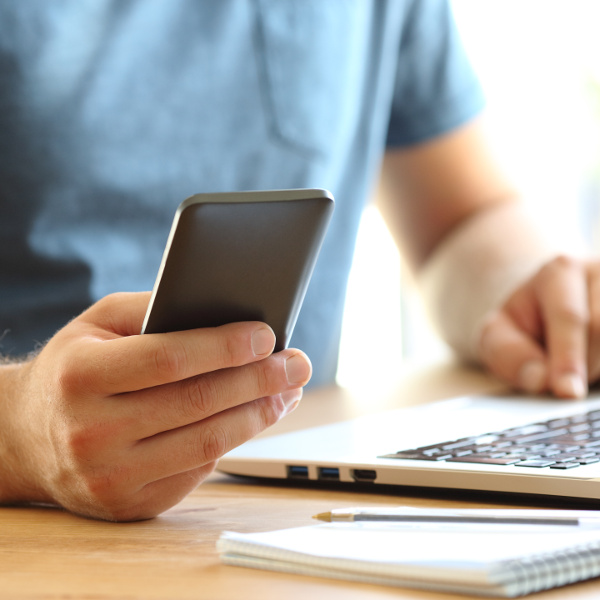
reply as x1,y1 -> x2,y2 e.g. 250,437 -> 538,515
0,0 -> 484,386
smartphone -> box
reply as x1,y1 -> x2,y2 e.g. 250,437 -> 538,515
141,189 -> 334,351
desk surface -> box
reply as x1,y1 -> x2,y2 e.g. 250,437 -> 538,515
3,362 -> 600,600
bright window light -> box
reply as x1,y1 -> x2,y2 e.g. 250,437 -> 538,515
337,0 -> 600,390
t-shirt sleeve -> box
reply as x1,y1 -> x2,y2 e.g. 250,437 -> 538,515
385,0 -> 486,148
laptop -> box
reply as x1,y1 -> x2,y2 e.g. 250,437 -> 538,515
218,392 -> 600,503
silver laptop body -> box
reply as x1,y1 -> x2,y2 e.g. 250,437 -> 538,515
218,393 -> 600,502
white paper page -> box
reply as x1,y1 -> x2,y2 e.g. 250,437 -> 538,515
220,520 -> 600,584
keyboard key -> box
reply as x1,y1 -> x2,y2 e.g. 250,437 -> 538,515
571,413 -> 590,423
452,450 -> 473,457
575,452 -> 597,459
422,448 -> 444,456
515,459 -> 557,468
550,462 -> 580,469
441,439 -> 476,451
514,429 -> 569,444
446,456 -> 521,465
381,452 -> 452,461
569,423 -> 591,433
383,406 -> 600,472
549,454 -> 578,462
503,424 -> 548,437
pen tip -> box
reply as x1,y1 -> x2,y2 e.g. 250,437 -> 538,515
312,512 -> 331,522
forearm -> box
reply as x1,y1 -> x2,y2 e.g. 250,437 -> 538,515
380,120 -> 592,397
0,361 -> 46,505
418,202 -> 559,362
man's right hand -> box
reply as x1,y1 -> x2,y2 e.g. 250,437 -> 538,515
0,292 -> 311,522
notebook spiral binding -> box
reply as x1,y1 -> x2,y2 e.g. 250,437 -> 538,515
499,541 -> 600,597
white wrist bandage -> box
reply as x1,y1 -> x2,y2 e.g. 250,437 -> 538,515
418,203 -> 558,363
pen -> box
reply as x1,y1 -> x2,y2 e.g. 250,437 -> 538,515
313,507 -> 600,527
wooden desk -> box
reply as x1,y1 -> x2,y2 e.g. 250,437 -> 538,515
2,362 -> 599,600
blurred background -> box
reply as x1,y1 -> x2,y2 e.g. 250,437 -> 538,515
336,0 -> 600,391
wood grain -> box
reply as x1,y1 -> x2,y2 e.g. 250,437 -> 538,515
2,363 -> 595,599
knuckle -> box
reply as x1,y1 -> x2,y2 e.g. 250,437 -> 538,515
253,363 -> 273,395
55,363 -> 85,398
59,419 -> 119,467
151,341 -> 185,380
62,424 -> 97,459
545,254 -> 579,274
221,325 -> 250,366
537,255 -> 578,285
198,426 -> 230,463
254,395 -> 285,429
53,349 -> 93,399
252,357 -> 282,396
182,375 -> 220,419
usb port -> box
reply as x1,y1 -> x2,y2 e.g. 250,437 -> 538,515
351,469 -> 376,483
287,465 -> 309,479
317,467 -> 340,481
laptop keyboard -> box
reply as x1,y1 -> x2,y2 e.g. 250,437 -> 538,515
380,408 -> 600,470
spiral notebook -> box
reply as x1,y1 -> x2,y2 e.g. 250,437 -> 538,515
218,508 -> 600,597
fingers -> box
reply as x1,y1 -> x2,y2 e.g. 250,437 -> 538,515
65,292 -> 282,395
64,388 -> 304,521
118,348 -> 312,438
29,332 -> 309,519
587,262 -> 600,382
479,256 -> 590,399
93,395 -> 325,519
537,257 -> 589,398
25,286 -> 312,521
64,320 -> 278,396
479,311 -> 548,394
132,390 -> 303,483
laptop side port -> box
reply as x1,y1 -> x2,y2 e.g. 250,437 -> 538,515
317,467 -> 340,481
351,469 -> 377,483
287,465 -> 309,479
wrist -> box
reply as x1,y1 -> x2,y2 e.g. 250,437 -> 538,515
0,360 -> 50,505
418,202 -> 558,362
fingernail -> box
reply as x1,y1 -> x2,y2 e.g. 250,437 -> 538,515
285,354 -> 312,385
281,388 -> 303,413
251,327 -> 275,357
518,360 -> 547,393
554,373 -> 587,399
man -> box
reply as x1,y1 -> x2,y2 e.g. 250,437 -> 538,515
0,1 -> 595,521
